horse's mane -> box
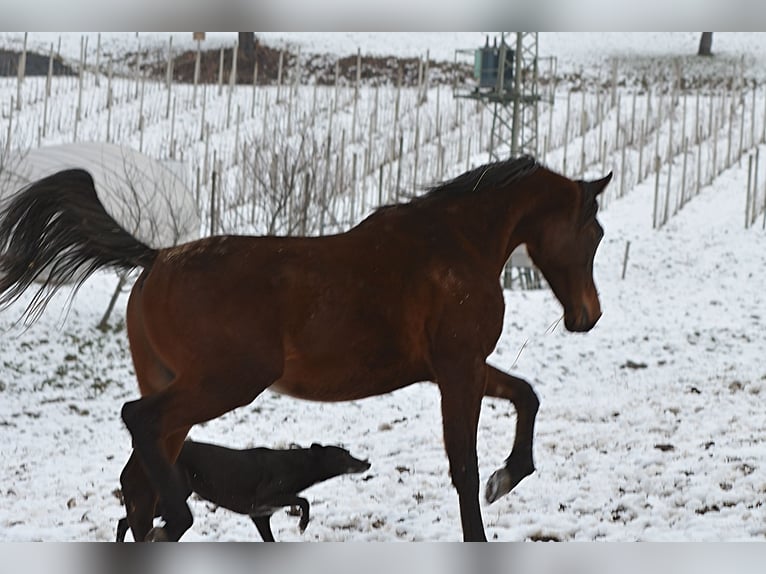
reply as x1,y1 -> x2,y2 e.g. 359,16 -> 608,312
421,155 -> 539,201
374,156 -> 540,216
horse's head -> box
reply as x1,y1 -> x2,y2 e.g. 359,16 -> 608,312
524,172 -> 612,332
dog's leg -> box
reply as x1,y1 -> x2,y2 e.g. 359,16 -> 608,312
294,497 -> 310,532
116,517 -> 130,542
250,515 -> 276,542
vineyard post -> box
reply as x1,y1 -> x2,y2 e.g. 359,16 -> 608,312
217,47 -> 224,96
165,35 -> 174,120
276,50 -> 284,102
43,43 -> 53,138
4,97 -> 13,155
193,39 -> 201,106
630,90 -> 637,145
210,164 -> 217,235
16,32 -> 27,112
738,90 -> 746,166
563,91 -> 571,174
745,154 -> 753,229
396,133 -> 403,200
74,36 -> 85,142
619,137 -> 627,198
351,153 -> 357,222
614,94 -> 621,159
762,84 -> 766,144
227,43 -> 238,129
652,156 -> 661,229
696,126 -> 702,197
711,110 -> 719,182
662,144 -> 673,226
752,148 -> 760,226
580,103 -> 586,178
251,62 -> 258,119
637,120 -> 645,183
726,92 -> 734,169
678,136 -> 688,212
597,88 -> 604,165
750,85 -> 756,149
170,97 -> 177,159
46,42 -> 53,98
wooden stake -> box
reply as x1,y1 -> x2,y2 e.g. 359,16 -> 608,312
652,156 -> 661,229
227,42 -> 238,129
16,32 -> 27,111
745,154 -> 753,229
753,148 -> 760,226
193,39 -> 201,106
218,47 -> 225,96
95,33 -> 102,88
166,35 -> 174,119
621,240 -> 631,280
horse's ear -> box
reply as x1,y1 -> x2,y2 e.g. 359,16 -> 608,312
310,443 -> 322,450
589,172 -> 613,196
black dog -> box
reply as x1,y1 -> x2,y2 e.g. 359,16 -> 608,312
116,440 -> 370,542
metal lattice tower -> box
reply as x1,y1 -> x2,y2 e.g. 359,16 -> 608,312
454,33 -> 545,161
454,34 -> 553,289
511,32 -> 541,158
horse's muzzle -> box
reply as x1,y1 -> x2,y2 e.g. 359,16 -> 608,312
564,306 -> 602,332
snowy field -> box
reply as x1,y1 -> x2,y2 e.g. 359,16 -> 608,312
1,32 -> 766,542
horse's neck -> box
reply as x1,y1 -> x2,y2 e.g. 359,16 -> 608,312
434,184 -> 547,275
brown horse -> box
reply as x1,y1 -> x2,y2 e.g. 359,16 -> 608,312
0,156 -> 611,542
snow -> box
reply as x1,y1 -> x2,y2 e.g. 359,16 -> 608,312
1,32 -> 766,542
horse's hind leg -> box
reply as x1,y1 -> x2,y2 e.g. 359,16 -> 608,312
121,369 -> 274,542
483,366 -> 539,503
119,427 -> 190,542
119,451 -> 157,542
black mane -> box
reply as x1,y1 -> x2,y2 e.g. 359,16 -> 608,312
418,155 -> 539,202
372,156 -> 540,216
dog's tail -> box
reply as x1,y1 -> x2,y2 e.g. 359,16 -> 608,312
0,168 -> 158,323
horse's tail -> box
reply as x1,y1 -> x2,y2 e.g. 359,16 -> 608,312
0,168 -> 158,322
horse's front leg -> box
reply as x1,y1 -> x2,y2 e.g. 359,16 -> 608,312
436,358 -> 487,542
483,366 -> 539,503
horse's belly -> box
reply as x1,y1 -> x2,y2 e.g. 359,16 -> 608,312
269,361 -> 422,402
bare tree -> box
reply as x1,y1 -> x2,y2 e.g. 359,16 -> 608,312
698,32 -> 713,56
233,127 -> 345,238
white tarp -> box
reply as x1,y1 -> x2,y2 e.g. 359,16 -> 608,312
0,142 -> 200,248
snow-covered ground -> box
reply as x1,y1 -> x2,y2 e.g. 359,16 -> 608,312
1,32 -> 766,542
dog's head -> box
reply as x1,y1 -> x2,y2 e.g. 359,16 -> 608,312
311,443 -> 371,474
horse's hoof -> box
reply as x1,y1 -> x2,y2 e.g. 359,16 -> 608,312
485,468 -> 513,503
485,462 -> 535,504
145,526 -> 169,542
